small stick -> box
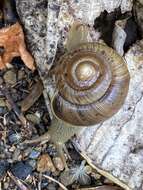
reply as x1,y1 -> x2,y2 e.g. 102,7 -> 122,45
38,173 -> 42,190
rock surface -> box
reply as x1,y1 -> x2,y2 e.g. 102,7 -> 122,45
16,0 -> 47,75
16,0 -> 133,70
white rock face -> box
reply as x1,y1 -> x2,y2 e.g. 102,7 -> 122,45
16,0 -> 133,72
47,0 -> 133,67
74,40 -> 143,190
68,0 -> 133,25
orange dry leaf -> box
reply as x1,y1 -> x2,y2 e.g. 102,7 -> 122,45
0,22 -> 35,70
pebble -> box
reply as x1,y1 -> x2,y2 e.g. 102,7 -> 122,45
0,98 -> 6,107
26,113 -> 41,124
53,157 -> 64,171
3,70 -> 17,85
10,162 -> 33,180
0,160 -> 8,178
0,107 -> 7,114
9,145 -> 16,152
8,132 -> 21,144
84,165 -> 92,174
0,76 -> 3,85
29,149 -> 41,159
12,149 -> 22,161
18,70 -> 25,80
92,173 -> 101,180
41,181 -> 49,189
59,170 -> 75,186
47,183 -> 57,190
3,181 -> 9,189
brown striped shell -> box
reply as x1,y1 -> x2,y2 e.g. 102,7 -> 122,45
51,42 -> 130,126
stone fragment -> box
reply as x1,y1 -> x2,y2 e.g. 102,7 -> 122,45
4,70 -> 16,85
11,162 -> 33,180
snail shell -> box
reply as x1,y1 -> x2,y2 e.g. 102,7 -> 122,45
51,24 -> 130,126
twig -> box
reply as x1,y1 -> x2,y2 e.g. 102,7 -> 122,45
0,84 -> 27,126
38,173 -> 42,190
7,171 -> 31,190
42,174 -> 68,190
0,123 -> 4,129
77,186 -> 122,190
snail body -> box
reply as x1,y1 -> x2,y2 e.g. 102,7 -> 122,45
47,22 -> 130,168
48,118 -> 81,168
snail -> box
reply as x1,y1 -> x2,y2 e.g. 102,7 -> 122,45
47,22 -> 130,169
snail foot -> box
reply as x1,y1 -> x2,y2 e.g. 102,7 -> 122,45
56,143 -> 69,170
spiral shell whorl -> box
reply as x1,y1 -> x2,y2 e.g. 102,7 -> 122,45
52,42 -> 130,126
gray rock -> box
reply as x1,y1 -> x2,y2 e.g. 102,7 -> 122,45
29,149 -> 41,159
47,183 -> 56,190
0,160 -> 9,178
26,113 -> 40,124
8,132 -> 21,144
11,162 -> 33,180
0,98 -> 6,107
3,70 -> 17,85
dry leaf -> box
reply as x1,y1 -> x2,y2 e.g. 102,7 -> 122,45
20,80 -> 43,112
37,154 -> 56,173
0,22 -> 35,70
